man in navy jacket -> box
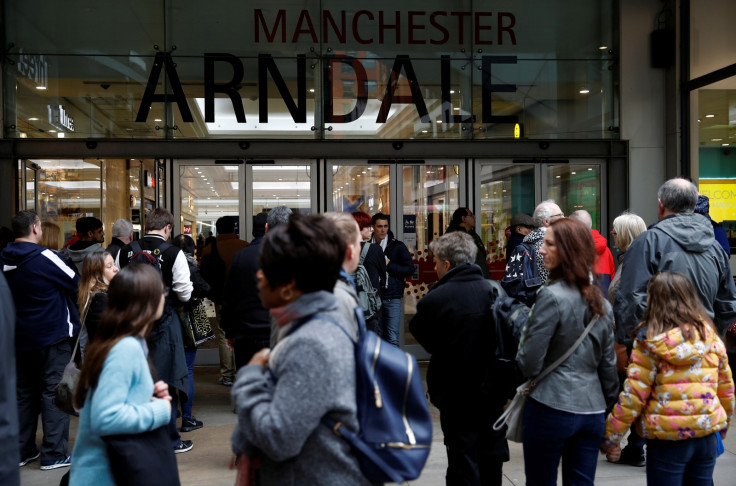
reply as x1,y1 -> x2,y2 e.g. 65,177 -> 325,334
370,213 -> 414,347
1,210 -> 80,470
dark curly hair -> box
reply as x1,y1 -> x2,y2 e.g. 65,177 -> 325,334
259,213 -> 345,293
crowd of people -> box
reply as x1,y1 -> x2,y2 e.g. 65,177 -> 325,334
0,176 -> 735,486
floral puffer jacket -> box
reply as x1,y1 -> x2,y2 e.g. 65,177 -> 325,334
605,323 -> 734,444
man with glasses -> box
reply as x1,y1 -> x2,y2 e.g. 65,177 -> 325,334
523,200 -> 564,282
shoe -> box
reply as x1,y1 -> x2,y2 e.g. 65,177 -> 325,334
19,451 -> 40,467
609,447 -> 645,467
218,377 -> 233,387
181,417 -> 204,432
40,455 -> 71,470
174,440 -> 194,454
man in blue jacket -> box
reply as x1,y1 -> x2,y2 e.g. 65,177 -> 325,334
371,213 -> 414,347
1,210 -> 80,470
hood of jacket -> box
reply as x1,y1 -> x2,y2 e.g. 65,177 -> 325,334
591,230 -> 608,256
653,213 -> 716,253
0,241 -> 45,269
66,242 -> 104,264
645,323 -> 715,367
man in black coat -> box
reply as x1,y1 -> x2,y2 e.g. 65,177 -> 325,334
0,272 -> 19,485
410,231 -> 508,486
222,206 -> 292,369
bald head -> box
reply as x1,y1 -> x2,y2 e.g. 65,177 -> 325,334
533,200 -> 564,227
569,210 -> 592,230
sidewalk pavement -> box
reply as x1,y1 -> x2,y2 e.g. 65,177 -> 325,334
20,364 -> 736,485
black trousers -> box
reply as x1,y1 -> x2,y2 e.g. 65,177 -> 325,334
440,409 -> 509,486
16,338 -> 72,462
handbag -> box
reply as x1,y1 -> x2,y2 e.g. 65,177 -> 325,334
493,315 -> 601,443
104,426 -> 181,486
614,342 -> 630,373
178,298 -> 216,347
54,307 -> 89,416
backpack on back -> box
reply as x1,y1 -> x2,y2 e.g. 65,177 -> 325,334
487,280 -> 529,399
320,308 -> 432,484
199,240 -> 227,303
351,243 -> 382,321
129,240 -> 172,275
501,242 -> 542,306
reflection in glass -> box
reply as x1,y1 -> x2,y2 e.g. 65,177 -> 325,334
479,164 -> 536,280
547,164 -> 602,229
251,165 -> 311,215
25,164 -> 36,211
331,165 -> 390,214
179,165 -> 239,241
401,163 -> 460,346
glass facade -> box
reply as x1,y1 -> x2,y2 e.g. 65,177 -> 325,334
689,1 -> 736,252
4,0 -> 618,141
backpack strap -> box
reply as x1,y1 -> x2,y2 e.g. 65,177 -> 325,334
129,240 -> 143,255
359,242 -> 370,265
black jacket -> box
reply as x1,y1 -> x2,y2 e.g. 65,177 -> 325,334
0,273 -> 19,486
359,241 -> 386,291
221,237 -> 270,340
106,237 -> 126,261
409,263 -> 503,415
372,231 -> 413,299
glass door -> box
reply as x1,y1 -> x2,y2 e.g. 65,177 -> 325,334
476,159 -> 607,280
19,159 -> 38,211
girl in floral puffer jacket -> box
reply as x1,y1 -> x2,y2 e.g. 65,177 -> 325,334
601,271 -> 734,485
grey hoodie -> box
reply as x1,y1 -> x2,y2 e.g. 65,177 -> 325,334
613,213 -> 736,342
65,241 -> 104,274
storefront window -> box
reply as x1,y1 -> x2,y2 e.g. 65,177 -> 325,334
179,164 -> 240,242
546,164 -> 603,229
4,1 -> 618,141
251,164 -> 312,215
331,164 -> 390,214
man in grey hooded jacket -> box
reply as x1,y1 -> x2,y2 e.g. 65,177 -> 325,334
613,177 -> 736,344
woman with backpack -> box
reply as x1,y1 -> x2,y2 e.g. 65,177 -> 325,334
351,211 -> 385,334
230,213 -> 372,485
601,271 -> 734,485
515,218 -> 619,485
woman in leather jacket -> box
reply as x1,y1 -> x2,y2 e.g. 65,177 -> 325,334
516,218 -> 619,486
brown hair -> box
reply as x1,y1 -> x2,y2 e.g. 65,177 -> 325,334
634,271 -> 713,340
40,222 -> 61,250
74,265 -> 164,409
78,251 -> 112,317
548,218 -> 605,316
144,207 -> 174,232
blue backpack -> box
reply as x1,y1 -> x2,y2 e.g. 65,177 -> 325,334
500,242 -> 542,306
320,308 -> 433,484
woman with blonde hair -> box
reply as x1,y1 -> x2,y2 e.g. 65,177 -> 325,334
78,251 -> 118,346
606,211 -> 647,466
40,222 -> 61,250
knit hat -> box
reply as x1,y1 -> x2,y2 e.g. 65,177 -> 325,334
694,194 -> 710,216
510,213 -> 536,228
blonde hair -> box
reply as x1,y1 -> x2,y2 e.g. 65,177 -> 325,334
323,212 -> 360,249
78,251 -> 112,319
40,222 -> 61,250
612,212 -> 647,252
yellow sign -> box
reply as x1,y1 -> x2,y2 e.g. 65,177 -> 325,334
699,180 -> 736,222
514,123 -> 521,139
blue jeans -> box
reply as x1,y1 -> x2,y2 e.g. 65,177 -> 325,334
646,435 -> 718,486
381,298 -> 402,346
522,398 -> 604,486
182,348 -> 197,420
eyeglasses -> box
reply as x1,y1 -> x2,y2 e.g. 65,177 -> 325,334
549,213 -> 565,221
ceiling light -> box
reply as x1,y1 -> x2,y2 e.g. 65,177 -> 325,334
579,89 -> 589,94
36,86 -> 47,90
309,89 -> 315,93
48,129 -> 57,133
588,168 -> 593,171
556,175 -> 560,179
154,119 -> 162,122
362,171 -> 366,174
599,46 -> 608,50
722,143 -> 730,146
450,90 -> 455,94
28,117 -> 39,121
705,114 -> 715,118
711,138 -> 723,142
437,120 -> 442,124
453,107 -> 460,111
194,167 -> 199,170
571,171 -> 577,174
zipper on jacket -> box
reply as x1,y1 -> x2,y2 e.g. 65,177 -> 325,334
372,338 -> 383,409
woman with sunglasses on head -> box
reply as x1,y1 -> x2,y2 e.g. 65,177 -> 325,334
516,218 -> 619,486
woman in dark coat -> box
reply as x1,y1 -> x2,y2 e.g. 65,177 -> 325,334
351,211 -> 386,334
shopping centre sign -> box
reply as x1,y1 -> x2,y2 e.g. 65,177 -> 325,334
135,8 -> 520,126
